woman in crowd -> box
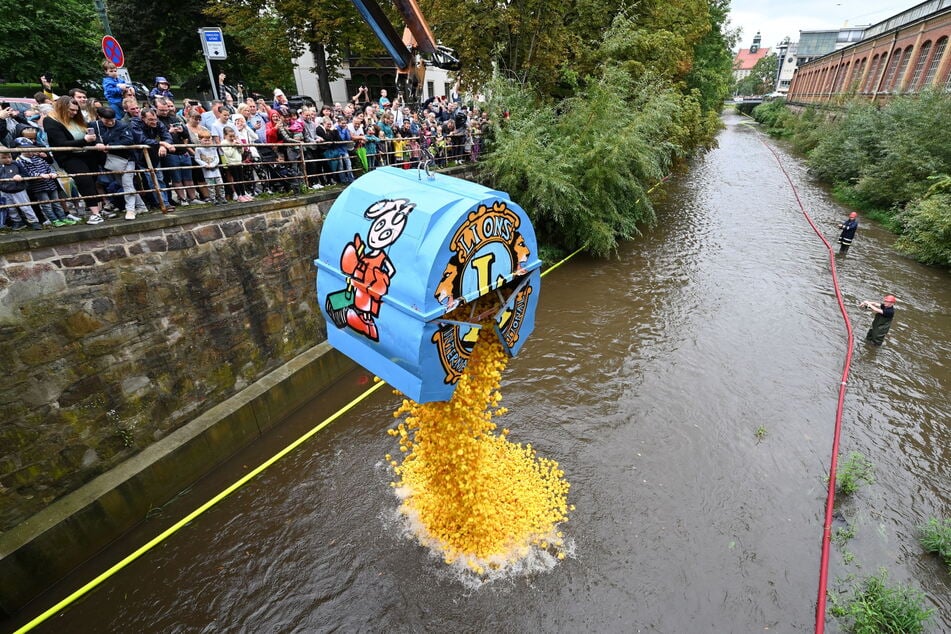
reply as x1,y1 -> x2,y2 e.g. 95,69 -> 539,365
348,114 -> 368,174
272,89 -> 291,115
210,106 -> 233,144
363,105 -> 378,128
378,112 -> 395,166
260,110 -> 288,191
184,110 -> 211,202
276,112 -> 305,190
92,105 -> 148,219
231,114 -> 260,195
43,96 -> 105,224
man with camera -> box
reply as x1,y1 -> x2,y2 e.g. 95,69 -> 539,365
0,102 -> 29,148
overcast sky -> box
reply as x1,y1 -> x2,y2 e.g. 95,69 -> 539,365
727,0 -> 916,51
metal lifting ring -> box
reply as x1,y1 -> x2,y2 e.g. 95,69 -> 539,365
417,145 -> 436,180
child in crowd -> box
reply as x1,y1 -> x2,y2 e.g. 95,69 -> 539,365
0,151 -> 42,230
194,131 -> 225,204
102,61 -> 128,116
219,126 -> 253,202
468,120 -> 482,163
364,125 -> 382,171
14,127 -> 72,216
148,77 -> 174,105
14,138 -> 73,226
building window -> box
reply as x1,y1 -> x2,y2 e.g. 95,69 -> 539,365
833,62 -> 848,92
909,40 -> 932,91
852,58 -> 866,91
922,37 -> 948,87
874,52 -> 888,92
895,46 -> 914,92
882,48 -> 903,92
427,81 -> 434,99
864,54 -> 881,93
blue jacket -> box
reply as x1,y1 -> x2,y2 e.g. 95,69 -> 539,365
130,118 -> 172,166
103,75 -> 125,114
93,119 -> 136,159
0,162 -> 28,193
839,219 -> 858,244
148,87 -> 174,105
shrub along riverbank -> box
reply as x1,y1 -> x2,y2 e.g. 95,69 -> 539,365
751,93 -> 951,268
476,3 -> 735,259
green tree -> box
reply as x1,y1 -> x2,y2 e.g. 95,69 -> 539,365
107,0 -> 210,87
854,89 -> 951,207
422,0 -> 575,95
480,7 -> 727,257
685,0 -> 738,113
807,100 -> 882,186
734,53 -> 777,95
895,191 -> 951,266
0,0 -> 100,85
207,0 -> 374,105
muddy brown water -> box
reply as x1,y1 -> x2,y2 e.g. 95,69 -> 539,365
10,111 -> 950,632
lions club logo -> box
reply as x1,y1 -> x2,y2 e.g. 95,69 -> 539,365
432,201 -> 534,385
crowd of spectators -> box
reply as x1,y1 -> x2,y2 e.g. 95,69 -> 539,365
0,64 -> 489,230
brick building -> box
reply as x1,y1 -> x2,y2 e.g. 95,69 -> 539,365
787,0 -> 951,104
733,32 -> 772,84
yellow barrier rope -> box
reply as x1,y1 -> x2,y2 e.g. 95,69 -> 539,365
15,175 -> 671,632
14,381 -> 386,634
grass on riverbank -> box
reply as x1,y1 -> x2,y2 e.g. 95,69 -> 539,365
829,569 -> 933,633
836,452 -> 874,495
918,517 -> 951,569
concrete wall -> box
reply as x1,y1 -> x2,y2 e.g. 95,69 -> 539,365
0,198 -> 331,533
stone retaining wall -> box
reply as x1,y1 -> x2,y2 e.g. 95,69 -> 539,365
0,197 -> 331,531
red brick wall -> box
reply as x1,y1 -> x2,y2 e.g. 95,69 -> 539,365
788,9 -> 951,103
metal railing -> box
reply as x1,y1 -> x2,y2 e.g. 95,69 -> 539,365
0,134 -> 483,221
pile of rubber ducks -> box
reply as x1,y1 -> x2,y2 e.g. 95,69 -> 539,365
387,322 -> 571,572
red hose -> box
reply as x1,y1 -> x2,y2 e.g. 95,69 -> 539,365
760,141 -> 854,634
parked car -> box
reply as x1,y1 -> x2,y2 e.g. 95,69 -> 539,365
75,78 -> 104,100
287,94 -> 317,112
179,75 -> 243,105
74,78 -> 149,103
0,97 -> 38,116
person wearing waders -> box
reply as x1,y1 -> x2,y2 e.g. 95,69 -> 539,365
859,294 -> 896,346
838,211 -> 859,254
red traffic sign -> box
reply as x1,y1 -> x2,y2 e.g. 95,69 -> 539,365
102,36 -> 125,68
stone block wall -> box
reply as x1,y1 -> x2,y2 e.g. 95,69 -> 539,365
0,200 -> 329,530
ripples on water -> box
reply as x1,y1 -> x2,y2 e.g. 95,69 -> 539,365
23,111 -> 949,632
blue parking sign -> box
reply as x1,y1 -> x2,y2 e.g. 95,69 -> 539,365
199,27 -> 227,60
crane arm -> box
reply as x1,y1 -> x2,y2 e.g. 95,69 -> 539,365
350,0 -> 460,72
351,0 -> 415,71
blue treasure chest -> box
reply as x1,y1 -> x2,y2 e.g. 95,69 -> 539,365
314,167 -> 542,403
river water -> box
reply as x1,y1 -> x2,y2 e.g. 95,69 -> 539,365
15,111 -> 950,632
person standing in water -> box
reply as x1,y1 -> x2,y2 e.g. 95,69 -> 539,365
838,211 -> 859,254
859,294 -> 897,345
